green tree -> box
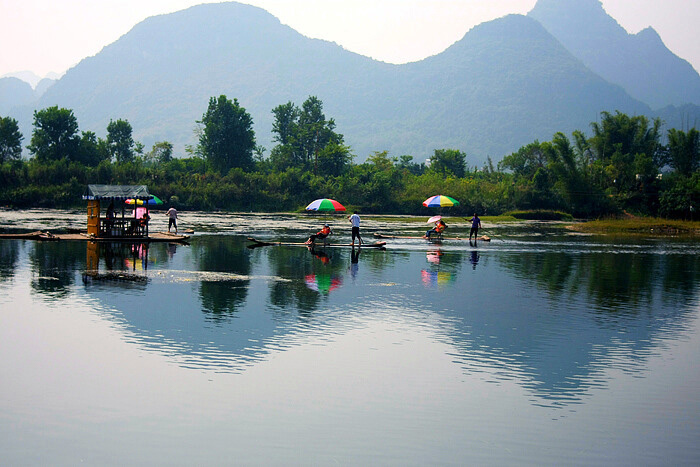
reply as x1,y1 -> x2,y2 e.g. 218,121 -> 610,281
106,119 -> 135,163
546,132 -> 592,214
198,95 -> 256,173
298,96 -> 333,165
589,111 -> 662,164
428,149 -> 467,178
75,131 -> 109,166
147,141 -> 174,164
498,141 -> 548,179
667,128 -> 699,176
27,106 -> 80,162
271,101 -> 299,147
365,151 -> 394,172
588,111 -> 662,194
316,141 -> 352,176
397,155 -> 424,175
270,96 -> 347,174
0,116 -> 23,162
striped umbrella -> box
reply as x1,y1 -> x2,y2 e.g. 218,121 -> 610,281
422,195 -> 460,207
305,198 -> 346,212
125,195 -> 163,206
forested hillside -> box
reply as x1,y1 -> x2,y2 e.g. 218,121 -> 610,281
9,2 -> 651,164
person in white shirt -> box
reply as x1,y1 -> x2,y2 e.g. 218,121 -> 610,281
348,211 -> 362,246
166,207 -> 178,233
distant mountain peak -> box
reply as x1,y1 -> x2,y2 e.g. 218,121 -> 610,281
529,0 -> 627,38
1,71 -> 42,89
529,0 -> 700,108
5,1 -> 697,164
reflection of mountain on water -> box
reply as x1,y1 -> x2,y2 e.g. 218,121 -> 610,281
262,246 -> 349,312
30,241 -> 86,298
11,234 -> 697,405
85,239 -> 700,403
78,237 -> 359,372
192,237 -> 251,319
434,250 -> 700,406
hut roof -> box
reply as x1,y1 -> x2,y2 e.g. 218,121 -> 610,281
83,185 -> 152,201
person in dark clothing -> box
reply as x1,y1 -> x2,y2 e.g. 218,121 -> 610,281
469,213 -> 481,240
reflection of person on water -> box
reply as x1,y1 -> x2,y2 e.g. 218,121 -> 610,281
350,246 -> 360,280
308,246 -> 331,264
425,219 -> 447,239
470,250 -> 480,270
469,213 -> 482,240
305,224 -> 333,245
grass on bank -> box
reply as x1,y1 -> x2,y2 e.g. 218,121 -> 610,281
268,210 -> 700,237
571,217 -> 700,236
352,210 -> 572,224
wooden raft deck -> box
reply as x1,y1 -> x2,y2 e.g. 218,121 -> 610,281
0,230 -> 190,243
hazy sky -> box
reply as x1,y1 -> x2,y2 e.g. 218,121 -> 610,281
1,0 -> 698,82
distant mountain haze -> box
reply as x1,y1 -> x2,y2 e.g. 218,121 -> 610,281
0,78 -> 35,116
529,0 -> 700,109
3,1 -> 699,165
0,70 -> 61,89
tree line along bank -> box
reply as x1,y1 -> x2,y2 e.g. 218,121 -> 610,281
0,95 -> 698,219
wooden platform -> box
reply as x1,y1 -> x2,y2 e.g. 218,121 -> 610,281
0,230 -> 190,243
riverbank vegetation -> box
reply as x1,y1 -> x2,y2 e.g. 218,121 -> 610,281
569,218 -> 700,236
1,96 -> 698,220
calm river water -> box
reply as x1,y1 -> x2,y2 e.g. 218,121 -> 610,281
1,209 -> 699,465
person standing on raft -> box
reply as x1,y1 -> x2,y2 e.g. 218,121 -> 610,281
166,207 -> 178,234
469,213 -> 482,240
348,211 -> 363,246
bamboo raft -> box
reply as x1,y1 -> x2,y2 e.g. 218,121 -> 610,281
0,230 -> 190,243
247,237 -> 386,249
373,233 -> 490,242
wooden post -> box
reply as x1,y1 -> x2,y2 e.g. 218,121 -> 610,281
87,200 -> 100,236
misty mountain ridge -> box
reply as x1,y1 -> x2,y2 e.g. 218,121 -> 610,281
1,70 -> 61,89
3,1 -> 699,165
529,0 -> 700,108
0,76 -> 59,115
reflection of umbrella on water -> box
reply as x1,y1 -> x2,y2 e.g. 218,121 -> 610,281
421,270 -> 453,287
426,250 -> 443,264
305,274 -> 342,293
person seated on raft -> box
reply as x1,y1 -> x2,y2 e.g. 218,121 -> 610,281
305,224 -> 333,245
105,201 -> 116,230
424,219 -> 447,239
139,212 -> 150,231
